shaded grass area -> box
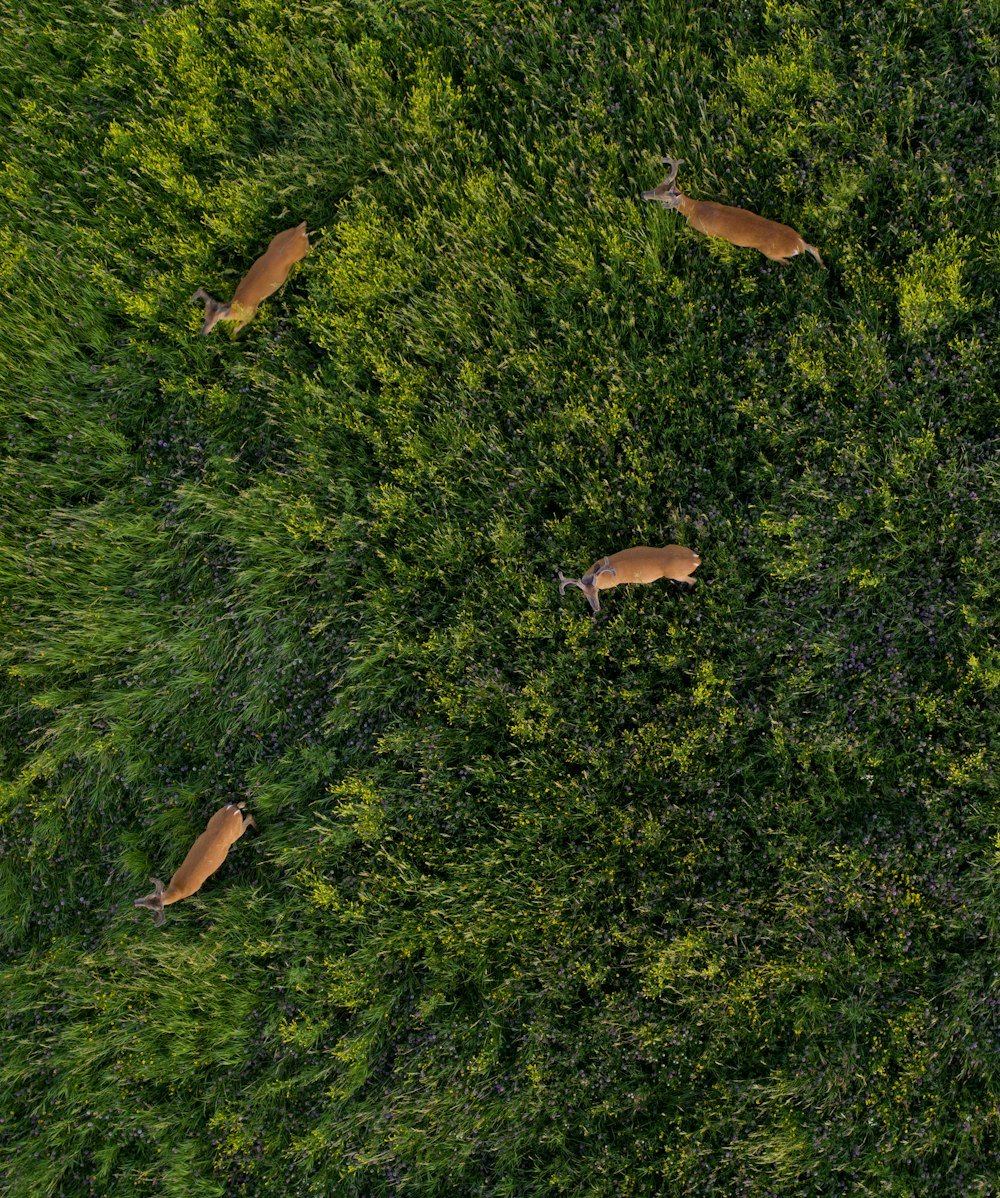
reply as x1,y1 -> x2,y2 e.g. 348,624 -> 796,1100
3,0 -> 1000,1194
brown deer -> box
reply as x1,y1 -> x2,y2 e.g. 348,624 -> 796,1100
558,545 -> 701,613
134,802 -> 257,925
192,222 -> 309,335
642,158 -> 823,267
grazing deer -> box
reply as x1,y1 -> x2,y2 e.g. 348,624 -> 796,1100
134,802 -> 257,925
642,158 -> 824,267
558,545 -> 701,614
192,221 -> 309,335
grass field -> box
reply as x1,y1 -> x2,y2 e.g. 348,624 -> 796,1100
3,0 -> 1000,1194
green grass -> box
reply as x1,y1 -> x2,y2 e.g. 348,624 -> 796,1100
3,0 -> 1000,1194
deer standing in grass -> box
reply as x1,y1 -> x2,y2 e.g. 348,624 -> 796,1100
134,802 -> 256,925
192,222 -> 309,335
642,158 -> 824,267
558,545 -> 701,614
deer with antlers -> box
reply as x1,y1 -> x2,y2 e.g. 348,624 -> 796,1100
134,802 -> 257,925
642,158 -> 823,267
558,545 -> 701,614
192,222 -> 310,335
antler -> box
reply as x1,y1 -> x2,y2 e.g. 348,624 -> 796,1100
659,157 -> 682,189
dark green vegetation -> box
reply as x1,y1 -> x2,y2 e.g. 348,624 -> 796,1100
3,0 -> 1000,1193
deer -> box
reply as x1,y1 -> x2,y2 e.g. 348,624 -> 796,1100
192,221 -> 309,335
558,545 -> 701,614
134,802 -> 257,925
641,158 -> 824,267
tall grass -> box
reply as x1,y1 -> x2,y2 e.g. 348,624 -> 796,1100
3,0 -> 1000,1194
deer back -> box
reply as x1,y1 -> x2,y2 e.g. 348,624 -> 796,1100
231,222 -> 310,309
164,804 -> 251,903
591,545 -> 701,588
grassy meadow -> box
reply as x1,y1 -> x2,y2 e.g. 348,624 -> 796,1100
3,0 -> 1000,1193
